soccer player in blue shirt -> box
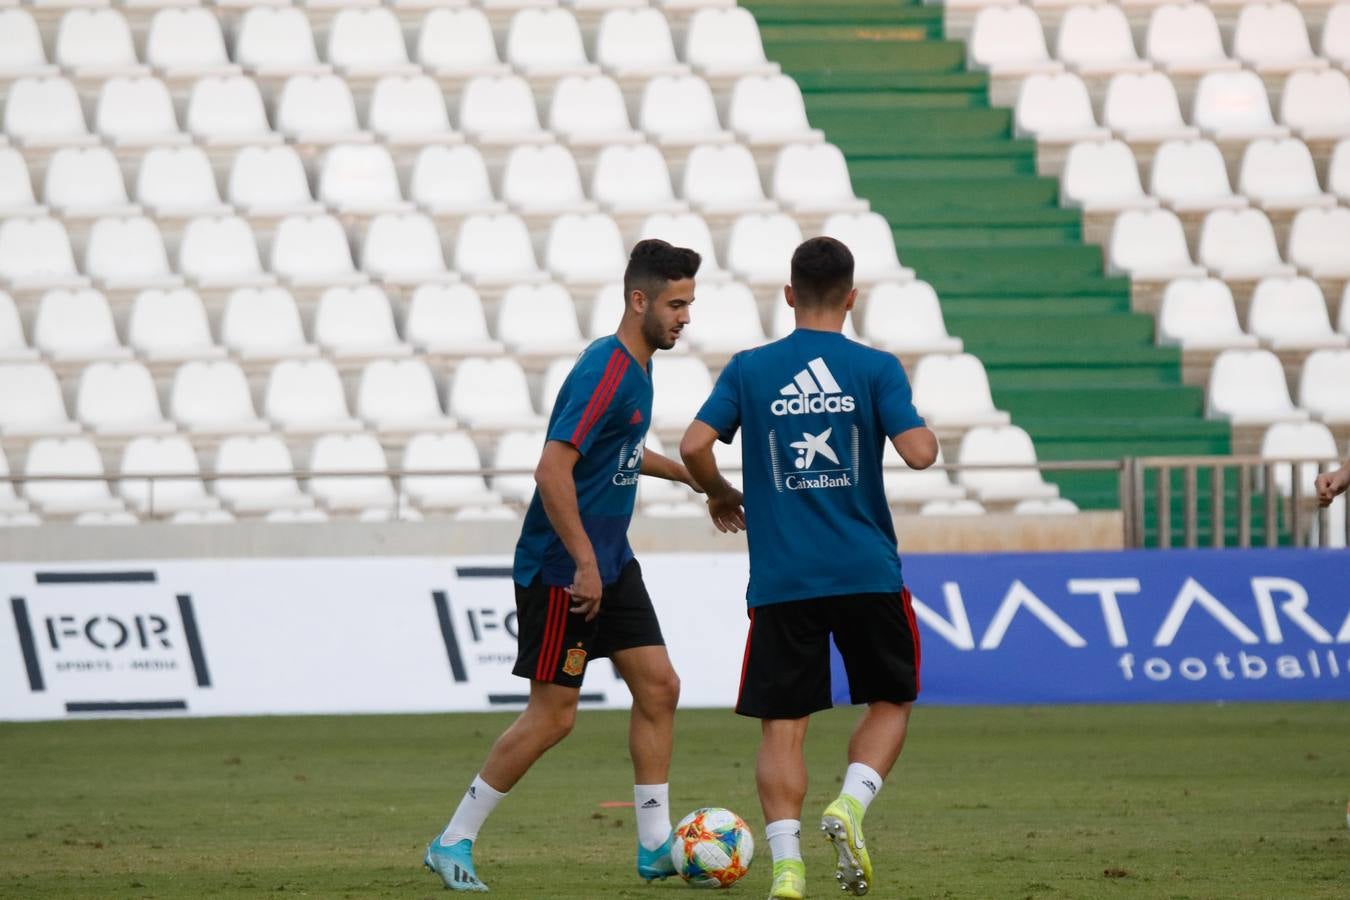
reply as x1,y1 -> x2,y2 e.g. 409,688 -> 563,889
680,237 -> 938,899
424,240 -> 704,892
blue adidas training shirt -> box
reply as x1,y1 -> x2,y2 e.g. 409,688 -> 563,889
513,335 -> 652,588
695,329 -> 925,607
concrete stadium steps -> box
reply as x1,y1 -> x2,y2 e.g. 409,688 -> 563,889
744,0 -> 1232,517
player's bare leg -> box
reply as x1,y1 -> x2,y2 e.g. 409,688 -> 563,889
848,700 -> 911,777
612,644 -> 682,880
759,717 -> 809,899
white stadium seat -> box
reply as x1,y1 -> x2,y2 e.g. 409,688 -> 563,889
595,8 -> 688,79
75,361 -> 173,435
1331,140 -> 1350,204
1299,349 -> 1350,424
317,144 -> 409,214
492,429 -> 547,503
265,358 -> 362,434
119,436 -> 219,516
0,10 -> 57,81
0,148 -> 43,218
450,357 -> 543,428
1280,71 -> 1350,141
1324,4 -> 1350,68
1261,421 -> 1338,497
1145,3 -> 1238,75
0,292 -> 37,362
127,288 -> 224,361
136,147 -> 230,217
326,8 -> 417,77
501,145 -> 593,215
591,144 -> 684,215
726,75 -> 822,147
1102,73 -> 1200,144
957,425 -> 1060,503
179,216 -> 274,289
409,145 -> 506,217
145,9 -> 238,79
636,214 -> 724,276
34,288 -> 130,361
228,147 -> 319,215
862,281 -> 963,355
505,9 -> 596,78
170,360 -> 269,433
544,214 -> 628,286
84,216 -> 182,291
453,214 -> 544,284
1248,277 -> 1348,350
416,9 -> 509,79
402,432 -> 500,510
0,363 -> 80,435
969,6 -> 1064,76
1197,209 -> 1297,281
357,359 -> 454,432
368,76 -> 457,145
1060,140 -> 1158,211
275,75 -> 367,144
685,8 -> 780,78
1206,349 -> 1308,423
43,147 -> 136,218
883,442 -> 966,506
270,215 -> 365,287
549,75 -> 641,146
652,357 -> 714,429
4,77 -> 94,148
1149,140 -> 1249,213
1237,139 -> 1336,211
772,143 -> 868,214
1107,209 -> 1207,279
24,438 -> 124,516
726,213 -> 803,284
314,286 -> 408,357
458,75 -> 551,144
309,433 -> 397,513
0,446 -> 32,515
404,284 -> 504,355
1055,5 -> 1152,76
539,355 -> 575,418
1156,279 -> 1258,349
1192,72 -> 1291,142
361,213 -> 454,285
1014,498 -> 1080,515
54,10 -> 143,76
638,75 -> 731,146
186,77 -> 279,147
497,283 -> 587,354
214,435 -> 314,514
911,354 -> 1011,428
221,288 -> 317,360
1014,73 -> 1110,142
1287,208 -> 1350,279
641,433 -> 701,514
822,213 -> 914,282
681,144 -> 776,216
1232,2 -> 1325,74
681,282 -> 766,352
234,8 -> 326,76
0,218 -> 87,291
95,77 -> 185,147
920,499 -> 987,517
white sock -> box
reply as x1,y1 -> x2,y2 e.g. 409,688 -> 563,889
765,819 -> 802,863
440,775 -> 507,846
634,783 -> 672,851
841,762 -> 883,814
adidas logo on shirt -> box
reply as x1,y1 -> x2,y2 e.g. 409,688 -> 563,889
771,357 -> 855,416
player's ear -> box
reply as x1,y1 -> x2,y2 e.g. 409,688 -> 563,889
784,284 -> 796,309
843,287 -> 859,311
629,288 -> 647,314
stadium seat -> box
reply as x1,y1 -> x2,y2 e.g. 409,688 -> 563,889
95,77 -> 185,147
911,354 -> 1012,428
42,147 -> 137,218
458,75 -> 552,144
85,216 -> 182,291
1197,209 -> 1297,281
264,358 -> 362,434
685,7 -> 780,78
178,216 -> 273,289
956,425 -> 1060,503
170,509 -> 235,525
0,292 -> 37,362
1279,71 -> 1350,140
415,9 -> 510,79
862,281 -> 963,355
402,432 -> 500,510
505,9 -> 597,79
681,281 -> 768,353
1149,140 -> 1249,212
919,499 -> 987,517
1055,5 -> 1152,76
136,147 -> 231,217
185,76 -> 280,147
3,76 -> 95,148
1192,72 -> 1291,142
361,213 -> 455,286
822,213 -> 914,282
144,9 -> 238,79
651,357 -> 714,429
1101,73 -> 1200,144
1331,140 -> 1350,204
539,355 -> 575,417
1156,279 -> 1258,349
0,446 -> 32,515
681,144 -> 777,217
492,429 -> 547,503
590,144 -> 684,216
234,8 -> 327,76
73,511 -> 141,527
264,508 -> 329,524
356,359 -> 454,432
1299,349 -> 1350,423
0,148 -> 42,217
1260,421 -> 1338,497
170,360 -> 269,433
726,213 -> 803,284
449,357 -> 544,428
314,286 -> 408,358
583,282 -> 623,341
54,9 -> 143,76
1287,208 -> 1350,279
1237,139 -> 1336,211
34,288 -> 130,361
368,76 -> 457,145
275,75 -> 368,145
544,214 -> 627,286
640,433 -> 702,514
1324,4 -> 1350,68
1059,140 -> 1158,211
119,436 -> 219,516
1248,277 -> 1348,350
1205,348 -> 1308,423
0,10 -> 57,82
771,301 -> 861,341
214,435 -> 314,514
403,283 -> 504,355
24,437 -> 125,516
453,214 -> 545,285
1145,3 -> 1239,76
501,145 -> 593,216
883,442 -> 966,506
0,218 -> 87,291
221,287 -> 318,360
1232,2 -> 1325,74
1013,498 -> 1081,515
270,214 -> 365,287
595,8 -> 688,79
1013,73 -> 1111,143
326,8 -> 418,78
317,144 -> 409,215
969,6 -> 1065,76
127,288 -> 224,361
638,75 -> 732,146
75,361 -> 173,435
408,145 -> 505,218
496,283 -> 587,354
772,144 -> 867,215
0,363 -> 80,435
308,433 -> 398,513
1106,209 -> 1207,279
726,75 -> 823,147
548,75 -> 641,146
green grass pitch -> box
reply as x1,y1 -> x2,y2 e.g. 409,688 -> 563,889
2,703 -> 1347,898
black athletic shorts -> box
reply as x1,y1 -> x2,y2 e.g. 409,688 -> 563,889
512,558 -> 665,688
735,588 -> 921,719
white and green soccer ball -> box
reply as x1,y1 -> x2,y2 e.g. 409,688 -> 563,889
670,807 -> 754,888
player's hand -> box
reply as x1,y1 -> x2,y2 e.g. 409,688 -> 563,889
1315,468 -> 1350,507
706,487 -> 746,534
568,559 -> 603,621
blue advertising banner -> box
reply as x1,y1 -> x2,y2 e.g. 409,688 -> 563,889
831,549 -> 1350,705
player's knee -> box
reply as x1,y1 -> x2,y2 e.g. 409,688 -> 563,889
644,668 -> 680,714
546,704 -> 577,743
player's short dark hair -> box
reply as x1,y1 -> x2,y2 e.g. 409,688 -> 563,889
623,239 -> 701,304
790,237 -> 855,309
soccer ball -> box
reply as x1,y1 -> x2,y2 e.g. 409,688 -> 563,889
670,807 -> 754,888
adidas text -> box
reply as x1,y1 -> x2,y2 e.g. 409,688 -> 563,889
771,394 -> 856,417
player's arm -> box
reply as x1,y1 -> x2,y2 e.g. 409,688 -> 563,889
1315,459 -> 1350,507
534,440 -> 603,620
879,356 -> 938,470
892,426 -> 938,471
679,421 -> 745,533
640,446 -> 703,493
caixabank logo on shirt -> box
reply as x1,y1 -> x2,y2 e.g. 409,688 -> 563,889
611,440 -> 644,487
768,424 -> 862,492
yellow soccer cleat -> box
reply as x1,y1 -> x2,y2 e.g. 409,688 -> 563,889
767,858 -> 806,899
820,796 -> 872,896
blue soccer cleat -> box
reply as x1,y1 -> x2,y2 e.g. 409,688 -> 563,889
424,836 -> 489,892
637,832 -> 677,882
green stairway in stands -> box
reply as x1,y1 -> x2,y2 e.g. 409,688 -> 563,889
742,0 -> 1232,516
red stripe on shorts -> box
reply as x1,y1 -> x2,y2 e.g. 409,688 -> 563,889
735,609 -> 755,707
900,587 -> 922,695
537,587 -> 565,681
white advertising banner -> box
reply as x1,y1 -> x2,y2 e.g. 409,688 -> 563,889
0,556 -> 752,721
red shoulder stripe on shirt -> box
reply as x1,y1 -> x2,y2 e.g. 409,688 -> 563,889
569,349 -> 624,447
572,351 -> 629,447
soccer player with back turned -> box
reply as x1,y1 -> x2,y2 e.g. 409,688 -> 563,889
680,237 -> 938,899
423,240 -> 703,891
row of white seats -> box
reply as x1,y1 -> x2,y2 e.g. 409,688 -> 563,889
0,278 -> 960,362
973,2 -> 1350,78
0,6 -> 775,82
0,140 -> 861,223
1016,69 -> 1350,146
1207,347 -> 1350,423
2,70 -> 815,150
1107,206 -> 1350,281
1063,137 -> 1350,213
0,208 -> 913,293
1159,277 -> 1350,349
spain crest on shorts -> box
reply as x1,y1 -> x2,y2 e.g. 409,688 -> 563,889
563,647 -> 587,676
